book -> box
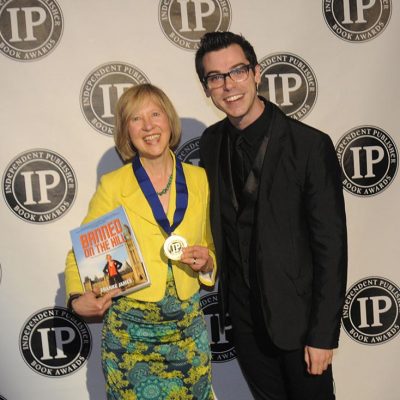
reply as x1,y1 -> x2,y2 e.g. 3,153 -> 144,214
70,206 -> 150,297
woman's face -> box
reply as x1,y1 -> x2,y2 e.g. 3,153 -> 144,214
127,97 -> 171,160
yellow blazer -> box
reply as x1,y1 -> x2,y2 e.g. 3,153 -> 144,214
65,152 -> 217,302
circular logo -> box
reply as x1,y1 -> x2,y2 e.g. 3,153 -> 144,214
323,0 -> 391,43
176,137 -> 201,166
164,234 -> 188,260
80,62 -> 150,136
2,149 -> 77,223
342,277 -> 400,345
200,292 -> 236,363
258,53 -> 317,120
335,126 -> 398,197
158,0 -> 231,51
0,0 -> 63,61
20,307 -> 92,377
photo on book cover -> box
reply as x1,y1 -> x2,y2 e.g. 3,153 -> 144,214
70,206 -> 150,296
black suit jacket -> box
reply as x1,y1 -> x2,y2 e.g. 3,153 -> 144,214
200,102 -> 347,351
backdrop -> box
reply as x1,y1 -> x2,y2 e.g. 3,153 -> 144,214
1,1 -> 399,399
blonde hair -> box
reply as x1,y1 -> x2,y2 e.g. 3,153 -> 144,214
114,84 -> 181,162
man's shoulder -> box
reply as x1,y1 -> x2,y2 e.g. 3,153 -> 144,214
201,118 -> 227,138
289,118 -> 327,137
270,102 -> 327,139
275,112 -> 332,150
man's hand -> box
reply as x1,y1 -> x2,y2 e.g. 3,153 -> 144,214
71,288 -> 121,318
304,346 -> 333,375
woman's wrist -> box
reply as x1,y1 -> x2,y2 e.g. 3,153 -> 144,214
200,257 -> 213,273
67,293 -> 82,311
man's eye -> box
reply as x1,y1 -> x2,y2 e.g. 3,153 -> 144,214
231,67 -> 246,76
208,74 -> 223,83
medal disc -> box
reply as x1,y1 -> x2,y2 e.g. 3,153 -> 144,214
164,235 -> 188,260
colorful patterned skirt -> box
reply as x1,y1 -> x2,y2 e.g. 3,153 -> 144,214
101,266 -> 213,400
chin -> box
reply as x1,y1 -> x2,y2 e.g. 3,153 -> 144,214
226,109 -> 247,120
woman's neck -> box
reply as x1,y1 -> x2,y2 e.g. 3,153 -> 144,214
140,151 -> 173,179
140,151 -> 173,213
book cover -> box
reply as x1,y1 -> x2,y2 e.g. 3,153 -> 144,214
70,206 -> 150,297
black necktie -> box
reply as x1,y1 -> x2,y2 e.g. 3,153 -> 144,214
232,135 -> 245,199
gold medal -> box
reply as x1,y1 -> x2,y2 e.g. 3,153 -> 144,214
163,234 -> 188,260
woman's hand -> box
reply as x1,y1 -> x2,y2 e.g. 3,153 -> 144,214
70,288 -> 121,318
181,245 -> 214,273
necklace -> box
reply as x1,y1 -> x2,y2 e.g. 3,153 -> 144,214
156,173 -> 172,196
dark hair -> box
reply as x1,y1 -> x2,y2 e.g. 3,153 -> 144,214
195,31 -> 258,83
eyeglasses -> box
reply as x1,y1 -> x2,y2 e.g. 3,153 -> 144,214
203,64 -> 254,89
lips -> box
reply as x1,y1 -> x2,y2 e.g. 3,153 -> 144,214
225,94 -> 244,102
143,134 -> 161,143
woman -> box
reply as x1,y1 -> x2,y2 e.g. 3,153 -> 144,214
65,84 -> 217,399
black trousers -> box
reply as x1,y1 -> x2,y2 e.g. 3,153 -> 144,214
229,288 -> 335,400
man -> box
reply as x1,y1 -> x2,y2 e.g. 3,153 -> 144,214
195,31 -> 347,399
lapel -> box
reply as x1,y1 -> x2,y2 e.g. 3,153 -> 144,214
201,121 -> 226,197
120,161 -> 169,228
236,133 -> 270,219
219,126 -> 270,216
219,126 -> 239,211
258,103 -> 288,203
200,120 -> 226,255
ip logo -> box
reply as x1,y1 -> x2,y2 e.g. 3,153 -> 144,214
176,137 -> 200,166
19,307 -> 92,377
258,53 -> 317,121
159,0 -> 231,51
200,293 -> 236,362
2,149 -> 77,223
80,62 -> 150,136
0,0 -> 63,61
342,277 -> 400,345
323,0 -> 391,42
335,126 -> 398,197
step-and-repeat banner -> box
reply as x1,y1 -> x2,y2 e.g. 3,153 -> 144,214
0,1 -> 398,399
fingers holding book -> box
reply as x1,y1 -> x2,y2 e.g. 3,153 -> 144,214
69,288 -> 121,318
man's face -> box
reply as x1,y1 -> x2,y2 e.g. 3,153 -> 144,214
202,44 -> 262,129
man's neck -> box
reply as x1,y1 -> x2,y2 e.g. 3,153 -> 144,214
228,97 -> 265,130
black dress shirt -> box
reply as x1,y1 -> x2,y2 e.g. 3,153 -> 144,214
219,100 -> 272,329
227,101 -> 272,197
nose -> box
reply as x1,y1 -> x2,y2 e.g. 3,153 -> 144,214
142,115 -> 153,131
223,74 -> 235,90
